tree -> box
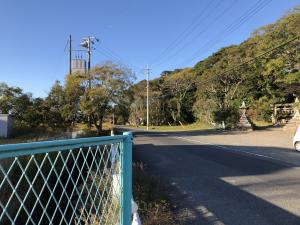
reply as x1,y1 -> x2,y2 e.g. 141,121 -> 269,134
0,83 -> 36,126
162,68 -> 196,124
80,62 -> 134,133
193,46 -> 246,127
61,72 -> 85,127
44,80 -> 65,128
114,89 -> 132,124
0,83 -> 23,114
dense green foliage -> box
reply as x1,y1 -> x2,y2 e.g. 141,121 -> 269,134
128,69 -> 197,126
128,7 -> 300,128
0,62 -> 134,132
79,62 -> 134,131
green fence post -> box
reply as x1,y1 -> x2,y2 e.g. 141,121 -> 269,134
121,131 -> 132,225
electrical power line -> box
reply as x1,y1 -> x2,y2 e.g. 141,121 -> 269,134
196,35 -> 299,86
95,45 -> 124,64
180,0 -> 272,66
64,38 -> 69,52
150,0 -> 272,70
95,46 -> 137,72
149,0 -> 220,66
151,0 -> 237,68
94,42 -> 140,73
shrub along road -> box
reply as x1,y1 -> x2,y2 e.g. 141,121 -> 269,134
132,128 -> 300,225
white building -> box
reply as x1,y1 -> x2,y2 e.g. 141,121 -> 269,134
71,59 -> 86,74
0,114 -> 13,138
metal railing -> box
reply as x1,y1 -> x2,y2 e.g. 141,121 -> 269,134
0,131 -> 132,225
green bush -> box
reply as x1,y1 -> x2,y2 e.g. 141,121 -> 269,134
213,107 -> 240,129
249,97 -> 273,122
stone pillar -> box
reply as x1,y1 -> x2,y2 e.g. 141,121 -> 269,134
236,101 -> 253,131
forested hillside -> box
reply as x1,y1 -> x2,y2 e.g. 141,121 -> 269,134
126,6 -> 300,127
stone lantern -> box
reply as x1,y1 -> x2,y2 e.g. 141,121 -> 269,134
283,97 -> 300,131
294,97 -> 300,118
236,101 -> 253,131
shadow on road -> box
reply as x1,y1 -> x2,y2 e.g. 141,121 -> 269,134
133,141 -> 300,225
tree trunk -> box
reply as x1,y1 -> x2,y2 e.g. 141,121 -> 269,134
99,116 -> 103,132
92,115 -> 103,135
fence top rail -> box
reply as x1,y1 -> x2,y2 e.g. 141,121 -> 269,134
0,134 -> 127,159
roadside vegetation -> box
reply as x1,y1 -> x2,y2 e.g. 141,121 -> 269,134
133,162 -> 179,225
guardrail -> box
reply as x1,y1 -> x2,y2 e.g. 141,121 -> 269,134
0,131 -> 132,225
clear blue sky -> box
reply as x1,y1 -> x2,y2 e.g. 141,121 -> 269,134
0,0 -> 299,97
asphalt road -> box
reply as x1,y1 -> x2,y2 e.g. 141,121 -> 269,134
133,130 -> 300,225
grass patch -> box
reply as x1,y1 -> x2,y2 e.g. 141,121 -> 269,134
74,121 -> 113,132
133,162 -> 179,225
0,127 -> 67,145
0,122 -> 114,145
252,120 -> 273,128
128,122 -> 211,132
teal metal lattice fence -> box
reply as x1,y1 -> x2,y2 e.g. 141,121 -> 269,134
0,132 -> 132,225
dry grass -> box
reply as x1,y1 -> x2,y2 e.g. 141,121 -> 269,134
126,122 -> 211,132
74,121 -> 114,132
0,123 -> 113,145
252,120 -> 273,127
76,162 -> 180,224
75,164 -> 120,225
0,127 -> 66,144
133,162 -> 179,225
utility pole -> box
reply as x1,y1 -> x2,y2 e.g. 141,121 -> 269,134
145,65 -> 150,131
80,36 -> 98,128
87,36 -> 91,89
69,35 -> 72,74
81,36 -> 98,89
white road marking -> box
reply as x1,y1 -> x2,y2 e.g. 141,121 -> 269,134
174,136 -> 289,163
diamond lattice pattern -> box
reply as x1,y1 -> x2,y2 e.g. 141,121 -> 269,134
0,142 -> 122,225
